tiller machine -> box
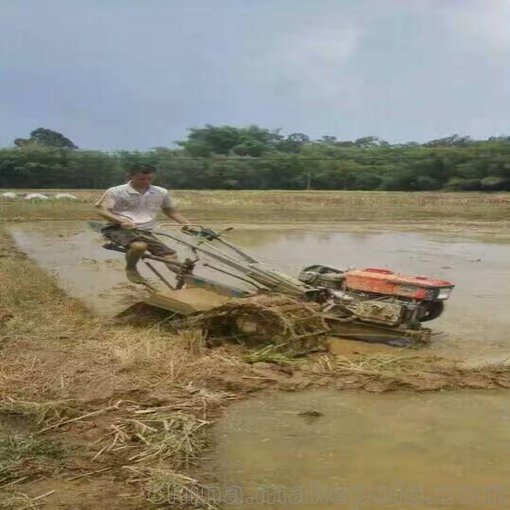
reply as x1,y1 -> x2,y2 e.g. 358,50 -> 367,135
91,223 -> 454,347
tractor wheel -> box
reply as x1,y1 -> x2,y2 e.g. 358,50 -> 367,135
420,301 -> 444,322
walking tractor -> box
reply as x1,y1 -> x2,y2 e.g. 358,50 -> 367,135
90,223 -> 455,348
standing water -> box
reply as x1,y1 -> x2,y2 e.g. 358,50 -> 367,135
214,390 -> 510,510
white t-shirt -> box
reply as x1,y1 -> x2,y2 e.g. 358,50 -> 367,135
96,183 -> 173,230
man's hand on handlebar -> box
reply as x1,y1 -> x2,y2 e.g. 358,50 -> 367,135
200,227 -> 220,240
181,225 -> 198,235
181,226 -> 220,240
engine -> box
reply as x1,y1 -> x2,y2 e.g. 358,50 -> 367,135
298,265 -> 454,328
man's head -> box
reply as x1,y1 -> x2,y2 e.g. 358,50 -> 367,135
127,163 -> 157,188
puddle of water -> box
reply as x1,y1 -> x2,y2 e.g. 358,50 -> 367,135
214,390 -> 510,510
10,222 -> 510,360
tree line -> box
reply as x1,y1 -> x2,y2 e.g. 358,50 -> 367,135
1,126 -> 509,191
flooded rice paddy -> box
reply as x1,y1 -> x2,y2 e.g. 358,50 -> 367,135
11,221 -> 510,361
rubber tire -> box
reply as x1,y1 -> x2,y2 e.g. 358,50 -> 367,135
420,301 -> 444,322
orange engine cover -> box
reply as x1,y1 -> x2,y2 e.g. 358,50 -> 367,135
344,268 -> 453,301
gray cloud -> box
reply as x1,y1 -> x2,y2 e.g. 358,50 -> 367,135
1,0 -> 509,149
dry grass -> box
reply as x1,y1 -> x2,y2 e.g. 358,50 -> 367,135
1,189 -> 510,223
310,353 -> 443,377
0,432 -> 64,507
0,398 -> 63,425
0,228 -> 242,507
244,344 -> 294,364
109,327 -> 207,375
126,466 -> 218,509
0,490 -> 57,510
95,410 -> 210,468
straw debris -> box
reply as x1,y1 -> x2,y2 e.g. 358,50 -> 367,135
93,411 -> 210,468
126,466 -> 219,509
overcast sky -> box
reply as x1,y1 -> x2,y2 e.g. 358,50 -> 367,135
1,0 -> 509,150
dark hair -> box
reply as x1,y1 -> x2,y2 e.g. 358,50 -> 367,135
127,163 -> 157,176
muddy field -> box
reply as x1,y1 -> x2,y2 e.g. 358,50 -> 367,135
10,221 -> 510,363
1,191 -> 510,509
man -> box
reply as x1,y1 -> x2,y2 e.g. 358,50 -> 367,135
95,163 -> 191,285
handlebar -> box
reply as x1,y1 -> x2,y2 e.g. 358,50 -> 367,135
181,225 -> 234,241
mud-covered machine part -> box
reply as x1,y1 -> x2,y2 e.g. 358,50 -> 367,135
194,295 -> 329,348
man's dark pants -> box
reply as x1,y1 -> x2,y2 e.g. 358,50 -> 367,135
101,226 -> 176,257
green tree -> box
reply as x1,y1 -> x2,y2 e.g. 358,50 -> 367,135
423,134 -> 473,147
15,128 -> 78,149
276,133 -> 310,153
354,136 -> 388,148
177,125 -> 283,157
2,126 -> 510,191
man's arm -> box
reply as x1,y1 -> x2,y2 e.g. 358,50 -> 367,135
161,191 -> 191,225
162,206 -> 191,225
95,190 -> 136,229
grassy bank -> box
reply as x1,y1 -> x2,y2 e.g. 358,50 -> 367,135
2,227 -> 510,508
1,190 -> 510,224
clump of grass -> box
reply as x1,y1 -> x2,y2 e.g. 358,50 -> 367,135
93,410 -> 210,469
311,353 -> 425,377
0,398 -> 63,425
0,492 -> 31,510
126,466 -> 218,509
0,490 -> 56,510
0,433 -> 64,485
129,412 -> 209,468
174,328 -> 207,355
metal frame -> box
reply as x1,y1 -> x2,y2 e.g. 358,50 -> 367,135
151,229 -> 312,296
